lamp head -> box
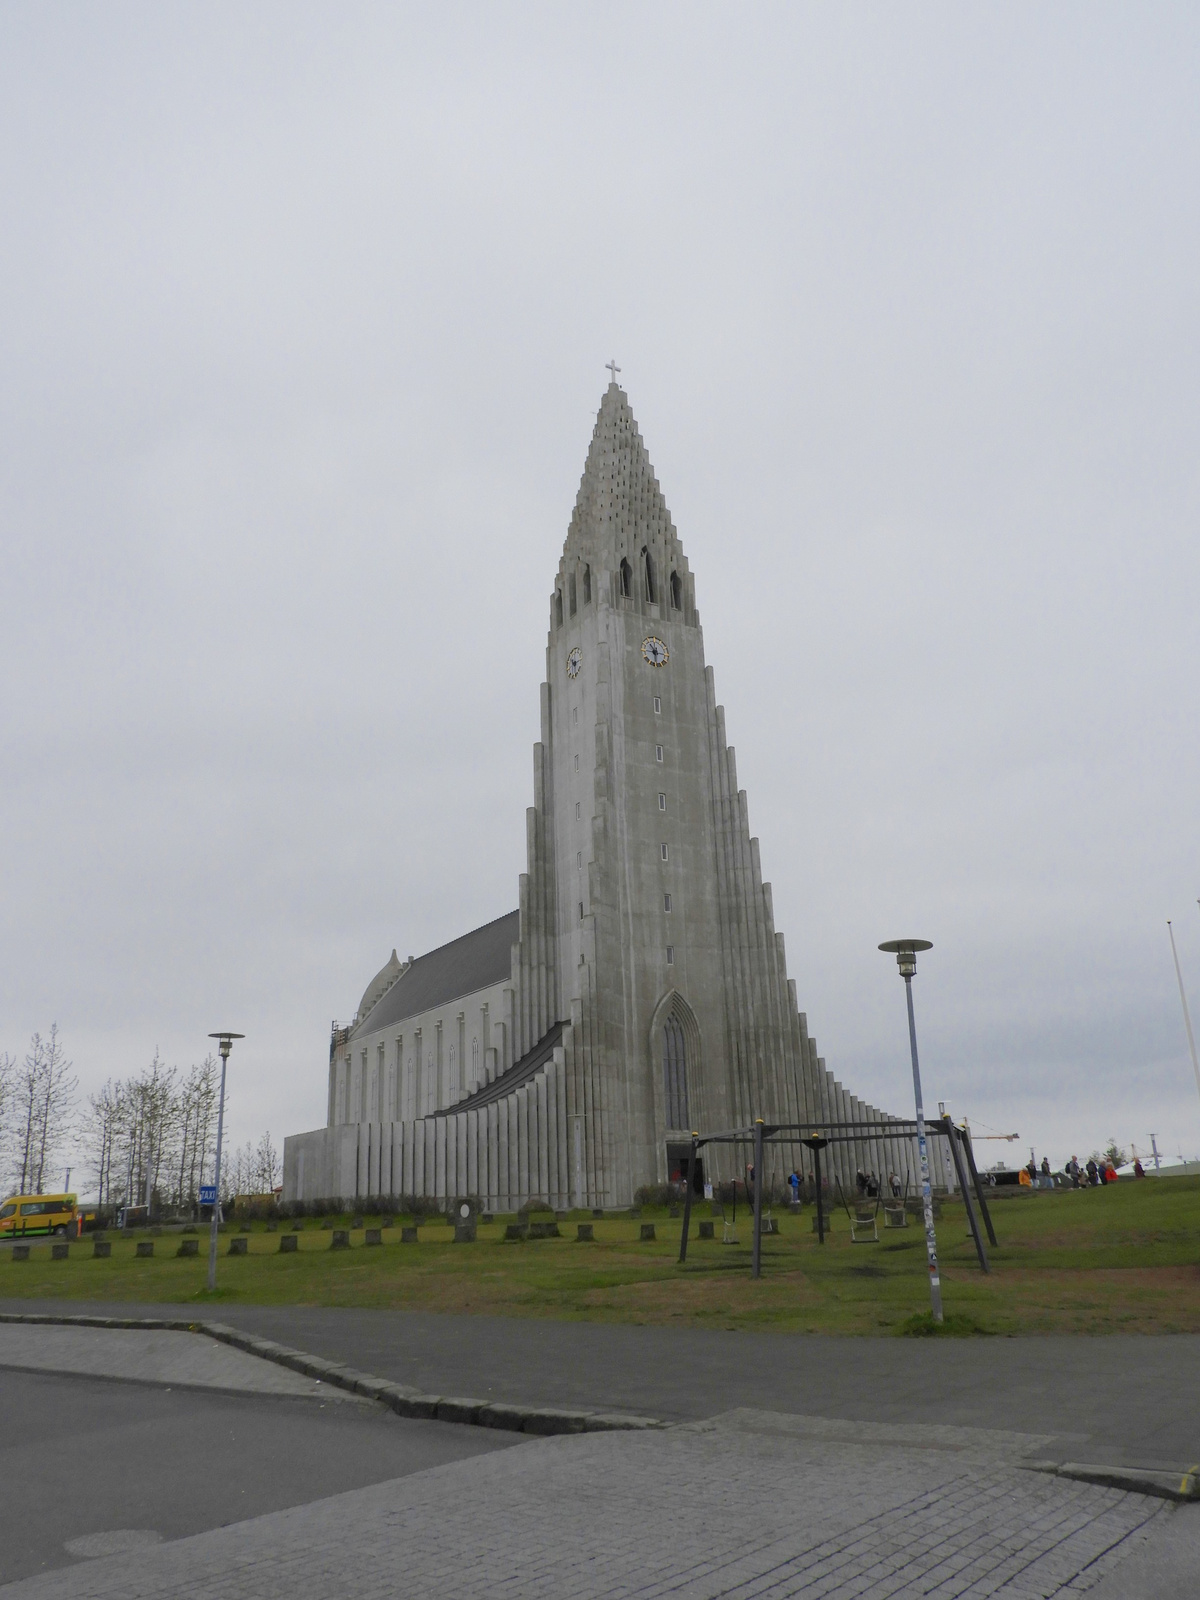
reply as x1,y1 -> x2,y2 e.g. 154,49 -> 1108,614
208,1031 -> 244,1061
878,939 -> 932,977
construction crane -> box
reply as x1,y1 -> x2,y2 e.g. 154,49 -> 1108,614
962,1118 -> 1019,1142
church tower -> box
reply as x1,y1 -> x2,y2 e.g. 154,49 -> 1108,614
283,377 -> 919,1211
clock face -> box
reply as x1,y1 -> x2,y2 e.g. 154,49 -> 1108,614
566,647 -> 582,679
642,636 -> 669,668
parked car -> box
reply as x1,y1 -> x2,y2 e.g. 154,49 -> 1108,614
0,1193 -> 78,1238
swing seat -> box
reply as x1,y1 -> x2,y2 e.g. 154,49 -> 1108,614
884,1206 -> 908,1228
850,1215 -> 879,1243
722,1219 -> 739,1244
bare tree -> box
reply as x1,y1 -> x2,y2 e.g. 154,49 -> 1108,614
255,1130 -> 280,1194
10,1027 -> 78,1194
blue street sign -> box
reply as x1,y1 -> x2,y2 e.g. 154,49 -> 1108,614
199,1185 -> 217,1205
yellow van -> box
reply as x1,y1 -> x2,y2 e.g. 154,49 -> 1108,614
0,1194 -> 78,1239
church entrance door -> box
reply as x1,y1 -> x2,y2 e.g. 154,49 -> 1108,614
666,1143 -> 704,1194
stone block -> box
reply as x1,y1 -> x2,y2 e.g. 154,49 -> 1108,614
51,1242 -> 69,1260
351,1216 -> 364,1230
669,1206 -> 681,1218
639,1223 -> 656,1242
92,1240 -> 112,1259
401,1226 -> 419,1243
266,1222 -> 277,1232
504,1222 -> 528,1241
227,1235 -> 248,1255
364,1227 -> 382,1245
698,1220 -> 714,1239
592,1208 -> 604,1219
182,1225 -> 198,1234
136,1240 -> 154,1257
436,1397 -> 482,1424
522,1408 -> 592,1436
290,1221 -> 303,1231
481,1212 -> 493,1223
478,1403 -> 526,1431
575,1223 -> 594,1241
629,1207 -> 641,1218
453,1221 -> 476,1243
529,1220 -> 560,1239
554,1209 -> 568,1220
279,1233 -> 298,1253
330,1230 -> 350,1249
12,1244 -> 30,1261
176,1237 -> 199,1257
812,1214 -> 833,1232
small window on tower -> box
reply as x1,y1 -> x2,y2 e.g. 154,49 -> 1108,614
620,557 -> 633,597
666,945 -> 675,965
577,851 -> 582,869
660,842 -> 669,862
573,706 -> 578,726
555,591 -> 563,627
578,901 -> 584,920
583,565 -> 591,603
656,745 -> 664,762
658,793 -> 667,811
575,801 -> 581,819
670,570 -> 682,609
642,548 -> 657,603
664,892 -> 672,912
653,697 -> 662,714
569,573 -> 577,616
574,754 -> 579,772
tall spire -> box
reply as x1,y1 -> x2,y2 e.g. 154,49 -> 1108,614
565,382 -> 678,567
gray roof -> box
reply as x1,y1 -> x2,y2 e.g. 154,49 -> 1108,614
354,910 -> 519,1036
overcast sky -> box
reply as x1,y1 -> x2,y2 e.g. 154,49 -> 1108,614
3,3 -> 1199,1180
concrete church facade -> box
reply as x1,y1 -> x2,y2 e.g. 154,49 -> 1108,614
283,380 -> 917,1209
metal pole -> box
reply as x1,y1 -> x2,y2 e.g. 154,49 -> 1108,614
678,1135 -> 697,1263
1167,921 -> 1200,1111
751,1120 -> 764,1279
959,1122 -> 997,1246
207,1049 -> 228,1293
814,1143 -> 825,1243
905,975 -> 943,1323
942,1117 -> 988,1273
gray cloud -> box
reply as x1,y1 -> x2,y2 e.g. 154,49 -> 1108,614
2,3 -> 1198,1172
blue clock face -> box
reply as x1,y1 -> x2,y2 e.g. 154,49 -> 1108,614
566,647 -> 582,679
642,636 -> 668,667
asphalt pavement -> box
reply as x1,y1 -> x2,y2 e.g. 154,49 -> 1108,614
5,1298 -> 1196,1472
0,1365 -> 518,1586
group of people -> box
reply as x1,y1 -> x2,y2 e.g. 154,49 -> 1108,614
1022,1153 -> 1143,1188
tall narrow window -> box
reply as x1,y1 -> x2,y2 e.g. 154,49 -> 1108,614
555,590 -> 563,626
660,842 -> 669,861
664,892 -> 672,912
574,754 -> 579,772
666,945 -> 675,965
471,1037 -> 480,1087
656,745 -> 664,762
575,801 -> 581,818
670,570 -> 682,609
577,851 -> 582,869
642,547 -> 657,603
620,557 -> 633,597
573,706 -> 578,726
583,564 -> 591,603
658,793 -> 667,811
569,573 -> 577,615
663,1014 -> 688,1127
578,901 -> 584,920
653,696 -> 662,714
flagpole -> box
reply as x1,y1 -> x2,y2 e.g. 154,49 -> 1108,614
1167,922 -> 1200,1110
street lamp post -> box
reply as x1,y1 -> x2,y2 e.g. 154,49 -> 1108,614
878,940 -> 942,1324
206,1032 -> 243,1292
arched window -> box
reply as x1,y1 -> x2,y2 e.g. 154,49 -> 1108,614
569,573 -> 577,615
663,1015 -> 688,1129
555,590 -> 563,626
583,565 -> 591,603
642,547 -> 657,603
619,557 -> 633,597
670,570 -> 682,609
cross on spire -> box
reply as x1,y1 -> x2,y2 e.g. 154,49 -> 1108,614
605,359 -> 621,385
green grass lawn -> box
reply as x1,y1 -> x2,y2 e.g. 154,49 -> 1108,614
3,1178 -> 1199,1336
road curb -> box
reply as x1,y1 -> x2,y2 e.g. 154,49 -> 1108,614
0,1311 -> 666,1437
1024,1458 -> 1200,1503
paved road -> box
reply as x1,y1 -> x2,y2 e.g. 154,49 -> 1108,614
0,1367 -> 518,1586
4,1406 -> 1196,1599
6,1299 -> 1197,1471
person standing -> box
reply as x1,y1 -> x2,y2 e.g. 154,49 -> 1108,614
1086,1157 -> 1099,1187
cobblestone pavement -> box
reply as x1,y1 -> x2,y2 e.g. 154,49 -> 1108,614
4,1409 -> 1182,1599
